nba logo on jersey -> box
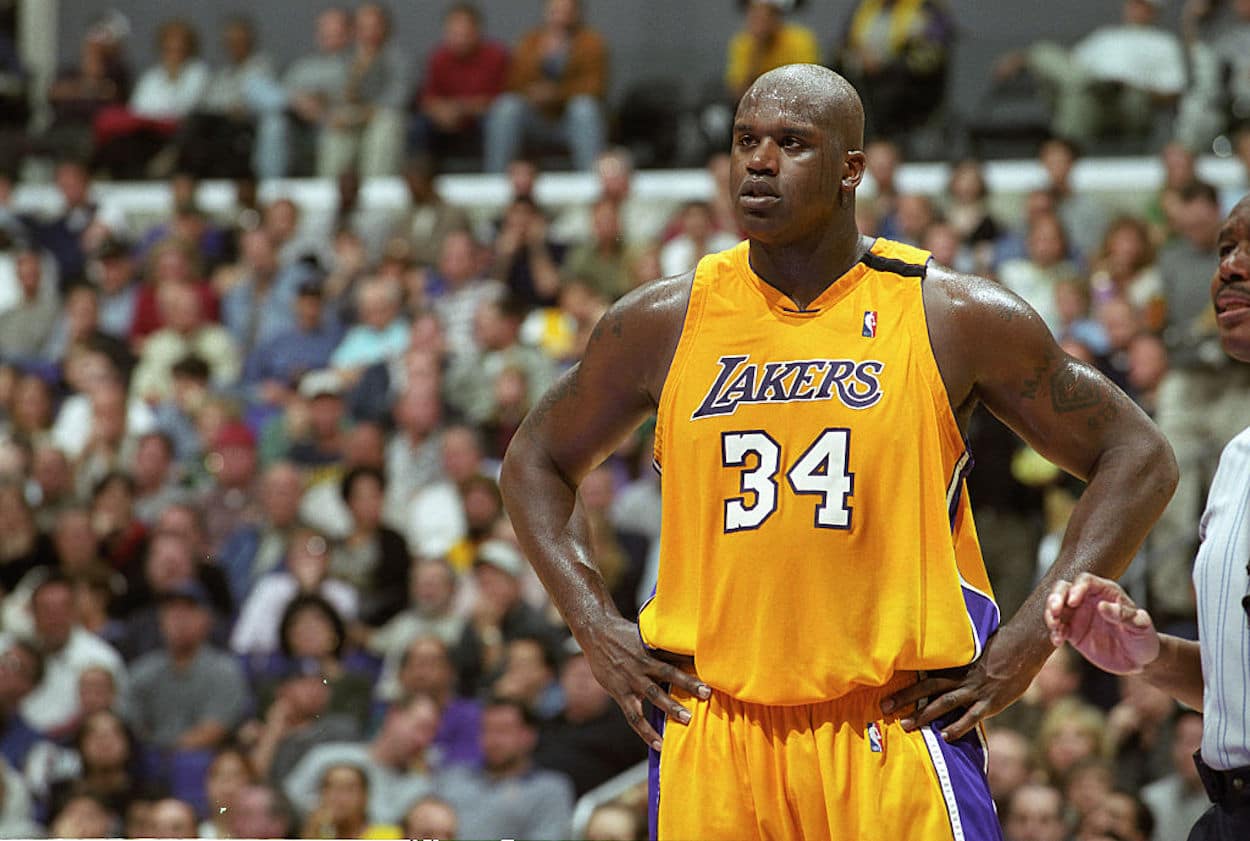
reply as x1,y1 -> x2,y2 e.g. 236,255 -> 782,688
866,721 -> 884,753
862,310 -> 878,338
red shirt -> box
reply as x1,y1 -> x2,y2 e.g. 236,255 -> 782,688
420,40 -> 510,104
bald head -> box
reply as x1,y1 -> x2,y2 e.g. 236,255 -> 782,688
739,64 -> 864,150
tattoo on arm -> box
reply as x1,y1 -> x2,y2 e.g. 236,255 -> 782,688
1049,366 -> 1102,413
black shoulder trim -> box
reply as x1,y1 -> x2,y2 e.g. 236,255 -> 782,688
860,251 -> 928,279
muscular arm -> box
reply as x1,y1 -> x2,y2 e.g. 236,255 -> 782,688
888,268 -> 1179,736
500,273 -> 709,745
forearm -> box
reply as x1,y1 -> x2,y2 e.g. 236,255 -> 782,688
1143,634 -> 1204,710
500,437 -> 621,641
999,438 -> 1176,667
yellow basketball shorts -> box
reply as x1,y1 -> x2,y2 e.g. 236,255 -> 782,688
646,672 -> 1002,841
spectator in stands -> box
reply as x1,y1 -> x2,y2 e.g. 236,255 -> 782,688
329,277 -> 408,378
88,237 -> 138,340
0,637 -> 43,774
42,18 -> 132,163
281,369 -> 350,471
833,0 -> 953,140
493,635 -> 562,720
1002,783 -> 1068,841
42,284 -> 133,374
382,382 -> 445,530
998,0 -> 1184,147
19,574 -> 125,738
299,763 -> 401,839
130,280 -> 239,404
278,10 -> 351,179
149,355 -> 210,465
485,0 -> 608,173
437,696 -> 574,840
367,560 -> 466,694
41,709 -> 138,820
402,424 -> 488,560
178,16 -> 277,180
659,200 -> 740,277
1140,709 -> 1207,841
987,727 -> 1034,814
0,480 -> 56,594
725,0 -> 818,99
390,156 -> 471,270
198,745 -> 255,838
1105,674 -> 1176,791
147,797 -> 199,837
129,431 -> 187,526
222,229 -> 312,362
31,447 -> 76,531
242,279 -> 341,413
1034,137 -> 1107,263
561,199 -> 636,303
998,212 -> 1082,338
200,420 -> 261,557
1177,0 -> 1250,151
1037,698 -> 1108,786
535,646 -> 643,797
330,466 -> 408,626
231,524 -> 357,656
318,3 -> 408,178
127,580 -> 250,749
456,297 -> 556,427
402,794 -> 458,841
1089,216 -> 1165,330
384,635 -> 481,768
428,230 -> 502,362
284,693 -> 440,826
48,791 -> 119,838
23,158 -> 108,286
228,783 -> 296,839
455,539 -> 556,694
494,197 -> 566,308
412,3 -> 509,166
0,247 -> 58,362
93,19 -> 209,179
1126,331 -> 1168,414
129,239 -> 215,343
1152,180 -> 1247,622
247,659 -> 361,785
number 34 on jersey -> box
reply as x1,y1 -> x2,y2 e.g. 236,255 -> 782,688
722,427 -> 855,533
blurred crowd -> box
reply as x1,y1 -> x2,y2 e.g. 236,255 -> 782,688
0,1 -> 1242,840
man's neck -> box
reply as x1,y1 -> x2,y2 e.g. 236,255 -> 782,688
747,220 -> 870,311
486,757 -> 530,780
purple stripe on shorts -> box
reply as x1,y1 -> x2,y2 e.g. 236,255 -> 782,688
648,699 -> 666,841
961,583 -> 1000,658
930,713 -> 1003,841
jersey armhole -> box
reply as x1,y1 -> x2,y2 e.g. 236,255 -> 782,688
652,269 -> 707,474
916,262 -> 975,460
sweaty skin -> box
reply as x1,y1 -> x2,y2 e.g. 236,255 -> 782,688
500,64 -> 1178,748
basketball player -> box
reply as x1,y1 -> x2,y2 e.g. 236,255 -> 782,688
1045,196 -> 1250,841
500,64 -> 1177,839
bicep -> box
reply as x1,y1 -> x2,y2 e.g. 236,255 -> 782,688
513,308 -> 660,487
962,284 -> 1146,481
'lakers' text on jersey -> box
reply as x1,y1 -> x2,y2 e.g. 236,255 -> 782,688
639,238 -> 999,705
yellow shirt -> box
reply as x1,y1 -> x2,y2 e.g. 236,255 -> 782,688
726,24 -> 821,92
638,239 -> 997,705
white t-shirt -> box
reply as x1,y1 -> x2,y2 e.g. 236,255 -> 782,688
1073,25 -> 1185,95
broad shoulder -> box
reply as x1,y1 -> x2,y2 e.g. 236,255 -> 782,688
590,271 -> 694,399
922,263 -> 1055,418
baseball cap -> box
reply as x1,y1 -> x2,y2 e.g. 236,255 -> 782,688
298,369 -> 343,400
158,579 -> 212,609
474,540 -> 525,577
213,421 -> 256,452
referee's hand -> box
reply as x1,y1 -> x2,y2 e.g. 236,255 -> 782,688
1044,572 -> 1161,675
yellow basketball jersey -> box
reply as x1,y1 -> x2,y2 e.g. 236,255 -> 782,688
638,238 -> 998,705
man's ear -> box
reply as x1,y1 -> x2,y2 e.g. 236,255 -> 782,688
843,150 -> 867,191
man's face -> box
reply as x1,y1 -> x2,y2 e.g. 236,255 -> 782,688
444,10 -> 479,55
317,10 -> 350,53
1212,201 -> 1250,363
480,704 -> 536,771
32,583 -> 75,649
730,92 -> 855,246
1004,786 -> 1066,841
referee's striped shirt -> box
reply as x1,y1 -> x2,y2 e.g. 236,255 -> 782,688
1194,425 -> 1250,771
